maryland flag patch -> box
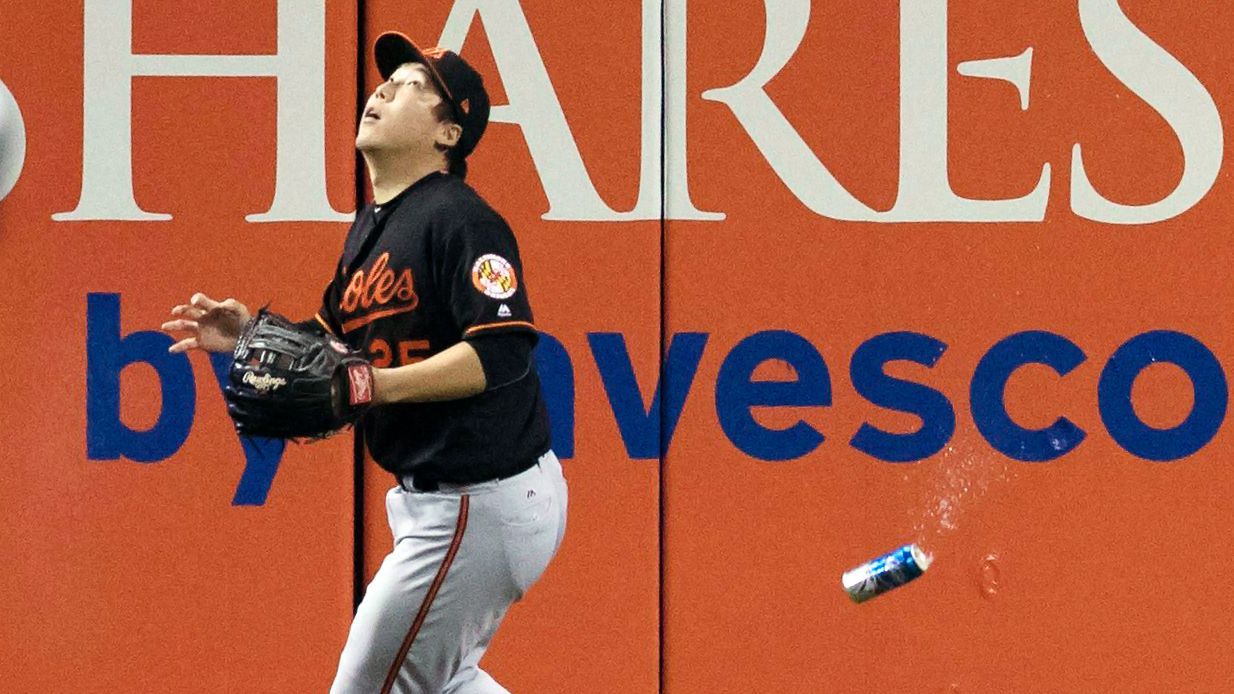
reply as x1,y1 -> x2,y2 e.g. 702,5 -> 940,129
471,254 -> 519,299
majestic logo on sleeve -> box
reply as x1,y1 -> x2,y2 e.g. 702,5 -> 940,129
340,252 -> 419,332
472,254 -> 518,299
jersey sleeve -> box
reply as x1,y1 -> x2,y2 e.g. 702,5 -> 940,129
469,331 -> 536,391
436,212 -> 537,340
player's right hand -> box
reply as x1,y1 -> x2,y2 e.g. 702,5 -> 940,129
161,293 -> 252,354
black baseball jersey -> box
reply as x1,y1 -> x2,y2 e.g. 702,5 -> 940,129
313,172 -> 550,484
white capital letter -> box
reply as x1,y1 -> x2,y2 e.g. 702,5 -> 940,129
889,0 -> 1049,222
440,1 -> 612,220
441,0 -> 720,221
700,0 -> 882,220
0,78 -> 26,203
1071,0 -> 1222,225
54,0 -> 350,223
660,0 -> 723,220
702,0 -> 1053,223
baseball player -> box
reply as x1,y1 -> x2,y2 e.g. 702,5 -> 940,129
162,32 -> 566,694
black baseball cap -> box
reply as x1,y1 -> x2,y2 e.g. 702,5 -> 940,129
374,32 -> 491,159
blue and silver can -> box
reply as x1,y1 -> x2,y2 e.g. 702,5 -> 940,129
841,544 -> 932,603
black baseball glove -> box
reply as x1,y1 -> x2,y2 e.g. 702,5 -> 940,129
224,309 -> 374,439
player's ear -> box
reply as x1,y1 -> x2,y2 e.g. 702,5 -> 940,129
436,121 -> 462,149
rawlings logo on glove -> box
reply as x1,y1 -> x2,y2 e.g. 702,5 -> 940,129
241,371 -> 288,392
224,309 -> 374,440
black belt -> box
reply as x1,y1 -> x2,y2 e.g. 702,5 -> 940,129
400,474 -> 437,493
399,453 -> 543,493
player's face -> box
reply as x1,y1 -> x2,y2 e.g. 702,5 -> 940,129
356,63 -> 461,155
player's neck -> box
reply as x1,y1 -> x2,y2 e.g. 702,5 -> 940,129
364,150 -> 449,204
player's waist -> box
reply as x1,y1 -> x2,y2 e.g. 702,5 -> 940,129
399,449 -> 551,494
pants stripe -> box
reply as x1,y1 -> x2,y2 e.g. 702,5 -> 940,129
379,495 -> 471,694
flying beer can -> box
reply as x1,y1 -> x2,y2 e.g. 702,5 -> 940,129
841,544 -> 932,603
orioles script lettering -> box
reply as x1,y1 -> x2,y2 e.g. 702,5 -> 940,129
340,252 -> 418,332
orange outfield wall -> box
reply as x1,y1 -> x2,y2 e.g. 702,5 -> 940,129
664,1 -> 1234,692
0,1 -> 360,691
2,1 -> 1233,693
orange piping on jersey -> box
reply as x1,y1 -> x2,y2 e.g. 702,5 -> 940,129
341,303 -> 418,333
463,321 -> 536,337
314,313 -> 336,336
380,496 -> 470,694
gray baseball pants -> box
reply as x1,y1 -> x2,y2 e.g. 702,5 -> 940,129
330,451 -> 568,693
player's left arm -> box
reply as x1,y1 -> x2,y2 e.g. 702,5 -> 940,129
372,210 -> 537,405
371,341 -> 486,404
370,330 -> 536,404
